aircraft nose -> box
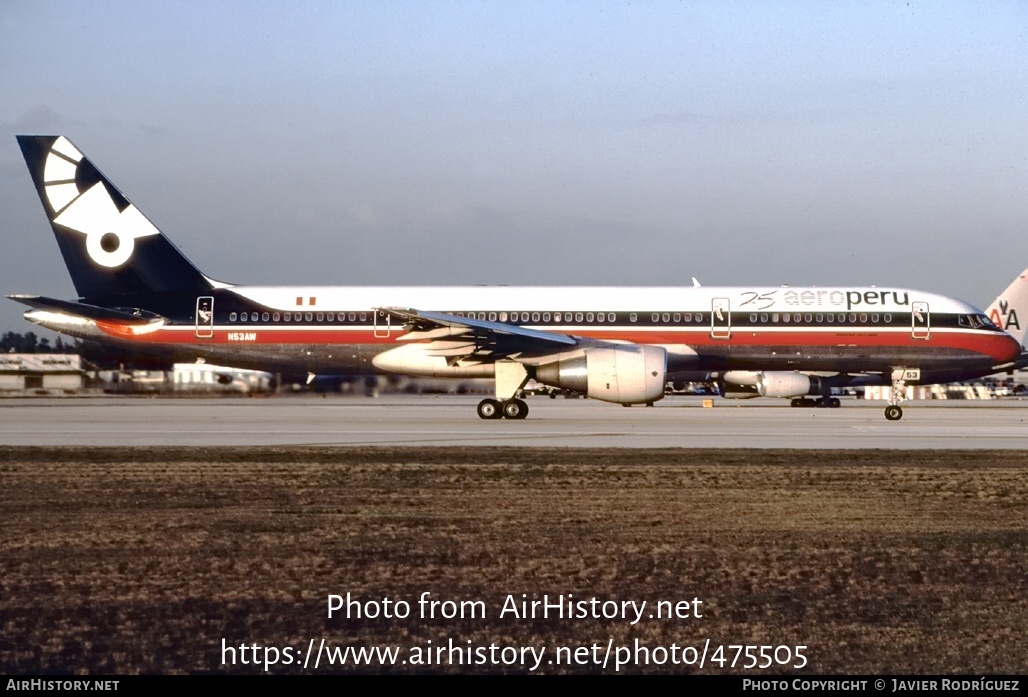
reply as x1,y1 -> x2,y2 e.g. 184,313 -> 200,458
998,332 -> 1023,362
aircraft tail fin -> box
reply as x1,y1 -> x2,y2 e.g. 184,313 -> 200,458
16,135 -> 214,301
986,268 -> 1027,348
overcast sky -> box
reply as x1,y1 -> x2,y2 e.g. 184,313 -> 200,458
2,1 -> 1026,335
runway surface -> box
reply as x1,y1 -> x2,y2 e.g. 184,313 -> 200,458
2,394 -> 1026,448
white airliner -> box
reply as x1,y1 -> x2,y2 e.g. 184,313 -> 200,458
9,136 -> 1023,420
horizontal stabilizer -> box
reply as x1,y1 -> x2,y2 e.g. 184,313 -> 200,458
7,294 -> 163,324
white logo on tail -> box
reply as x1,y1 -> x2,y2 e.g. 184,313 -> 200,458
42,137 -> 159,268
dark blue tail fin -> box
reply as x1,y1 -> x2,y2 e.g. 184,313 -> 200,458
17,136 -> 213,301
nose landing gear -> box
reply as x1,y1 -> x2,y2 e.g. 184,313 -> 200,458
884,368 -> 918,421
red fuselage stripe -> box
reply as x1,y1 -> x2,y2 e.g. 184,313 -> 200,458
97,325 -> 1018,361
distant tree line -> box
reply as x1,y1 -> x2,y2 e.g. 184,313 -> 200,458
1,331 -> 171,370
1,331 -> 72,354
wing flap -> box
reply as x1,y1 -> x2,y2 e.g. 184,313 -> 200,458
380,307 -> 576,346
377,306 -> 578,364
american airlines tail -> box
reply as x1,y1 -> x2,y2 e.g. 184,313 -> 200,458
986,268 -> 1027,348
16,135 -> 213,301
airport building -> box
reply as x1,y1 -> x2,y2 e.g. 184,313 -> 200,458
0,353 -> 83,392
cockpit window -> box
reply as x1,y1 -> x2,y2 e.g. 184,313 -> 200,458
958,314 -> 993,329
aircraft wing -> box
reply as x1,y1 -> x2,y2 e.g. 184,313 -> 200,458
378,307 -> 578,364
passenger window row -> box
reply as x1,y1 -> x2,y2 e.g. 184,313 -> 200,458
454,312 -> 704,324
224,310 -> 907,326
747,313 -> 894,324
229,311 -> 369,323
456,311 -> 623,323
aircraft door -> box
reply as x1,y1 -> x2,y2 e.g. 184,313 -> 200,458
911,301 -> 930,340
195,296 -> 214,339
711,298 -> 731,339
374,309 -> 391,338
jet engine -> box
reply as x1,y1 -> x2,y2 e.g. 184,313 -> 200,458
535,345 -> 666,405
755,371 -> 824,398
719,370 -> 825,398
719,383 -> 760,399
719,370 -> 761,399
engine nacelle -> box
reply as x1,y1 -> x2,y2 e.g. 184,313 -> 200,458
536,345 -> 666,405
719,383 -> 760,399
372,343 -> 495,378
756,371 -> 823,398
722,370 -> 761,386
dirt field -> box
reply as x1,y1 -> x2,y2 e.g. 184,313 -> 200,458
2,447 -> 1026,674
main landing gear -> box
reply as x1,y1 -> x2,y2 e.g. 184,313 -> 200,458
478,361 -> 533,420
477,398 -> 529,420
790,397 -> 841,408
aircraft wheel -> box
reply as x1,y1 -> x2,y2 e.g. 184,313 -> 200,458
513,398 -> 529,419
815,398 -> 828,408
828,397 -> 841,408
503,399 -> 529,420
884,405 -> 903,421
477,399 -> 503,420
790,398 -> 803,407
549,392 -> 557,399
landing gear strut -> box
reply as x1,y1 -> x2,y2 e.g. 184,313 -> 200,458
479,361 -> 532,420
884,368 -> 918,421
477,398 -> 528,420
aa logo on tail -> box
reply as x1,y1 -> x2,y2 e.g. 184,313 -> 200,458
43,137 -> 159,268
990,300 -> 1021,332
